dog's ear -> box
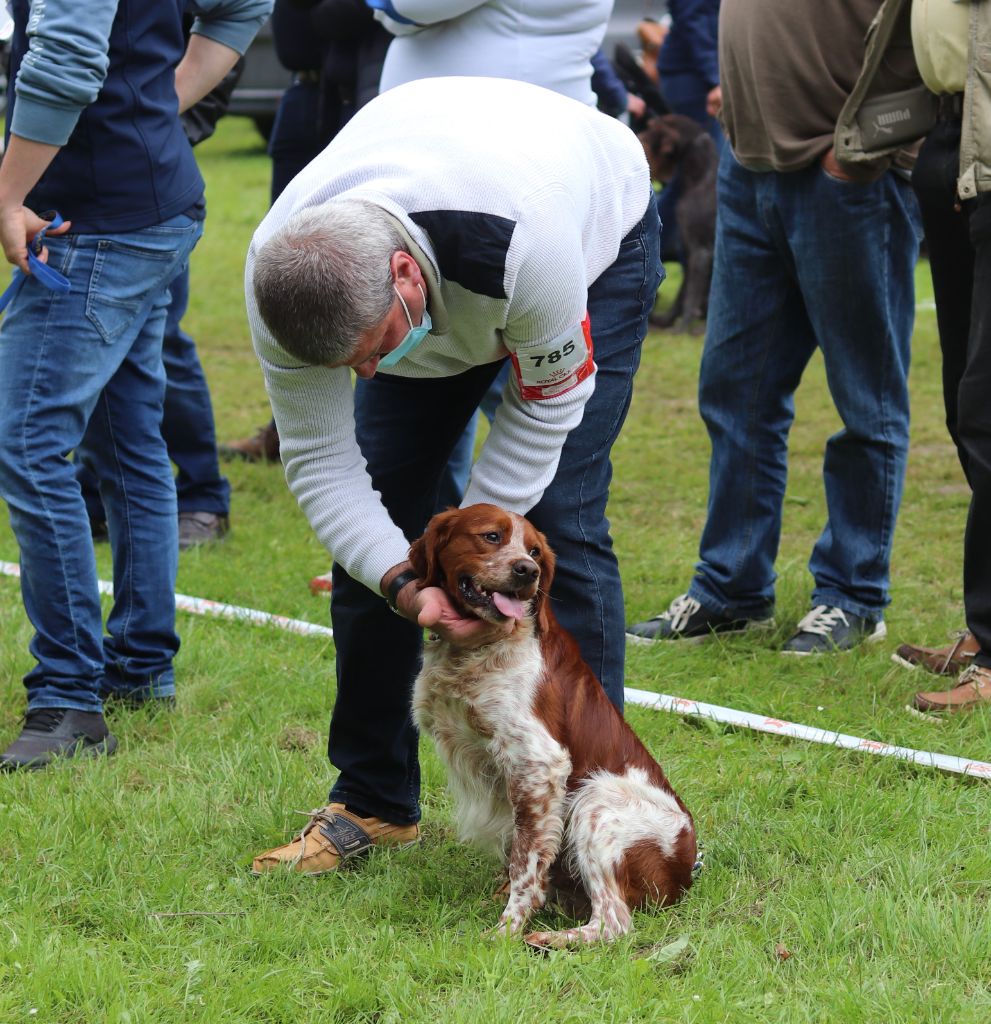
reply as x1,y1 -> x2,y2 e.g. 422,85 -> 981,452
525,522 -> 556,635
408,507 -> 459,588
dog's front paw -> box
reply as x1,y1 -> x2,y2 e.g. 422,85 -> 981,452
523,929 -> 574,952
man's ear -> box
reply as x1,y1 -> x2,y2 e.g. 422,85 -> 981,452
391,249 -> 423,289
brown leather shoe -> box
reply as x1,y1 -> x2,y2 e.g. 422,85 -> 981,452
219,421 -> 280,463
251,804 -> 420,875
911,665 -> 991,715
891,630 -> 979,676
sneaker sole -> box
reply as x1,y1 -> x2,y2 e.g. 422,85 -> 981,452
890,653 -> 920,671
625,618 -> 775,647
1,734 -> 118,771
903,704 -> 946,724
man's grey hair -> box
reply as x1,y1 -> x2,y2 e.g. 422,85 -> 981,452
253,200 -> 407,365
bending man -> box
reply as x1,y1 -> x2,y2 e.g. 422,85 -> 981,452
247,76 -> 661,874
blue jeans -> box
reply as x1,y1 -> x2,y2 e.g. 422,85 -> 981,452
0,213 -> 203,710
688,152 -> 921,621
76,265 -> 230,518
327,194 -> 662,823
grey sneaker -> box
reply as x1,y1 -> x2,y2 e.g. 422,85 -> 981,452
626,593 -> 774,645
0,708 -> 117,770
781,605 -> 886,656
178,511 -> 230,551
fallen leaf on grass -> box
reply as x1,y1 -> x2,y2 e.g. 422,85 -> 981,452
774,942 -> 792,961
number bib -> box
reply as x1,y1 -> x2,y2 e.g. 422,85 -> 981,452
510,315 -> 595,400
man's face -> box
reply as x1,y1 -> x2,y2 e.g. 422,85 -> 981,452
330,254 -> 427,379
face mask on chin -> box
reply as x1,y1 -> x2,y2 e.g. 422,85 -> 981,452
378,283 -> 432,367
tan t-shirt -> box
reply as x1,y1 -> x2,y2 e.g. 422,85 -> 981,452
720,0 -> 920,171
911,0 -> 969,94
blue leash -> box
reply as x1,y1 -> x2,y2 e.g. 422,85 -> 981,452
0,212 -> 71,314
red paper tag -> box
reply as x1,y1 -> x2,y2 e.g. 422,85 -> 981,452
510,314 -> 595,400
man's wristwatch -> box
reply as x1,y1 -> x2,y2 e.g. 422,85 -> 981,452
385,569 -> 420,616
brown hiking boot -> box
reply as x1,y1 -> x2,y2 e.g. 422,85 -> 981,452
891,630 -> 978,676
910,664 -> 991,715
251,804 -> 420,876
219,421 -> 280,463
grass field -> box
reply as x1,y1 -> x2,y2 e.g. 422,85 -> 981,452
1,116 -> 989,1023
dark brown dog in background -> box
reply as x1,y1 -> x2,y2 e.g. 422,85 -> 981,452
639,114 -> 718,335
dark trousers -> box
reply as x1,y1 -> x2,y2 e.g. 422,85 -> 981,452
326,196 -> 662,823
912,116 -> 991,667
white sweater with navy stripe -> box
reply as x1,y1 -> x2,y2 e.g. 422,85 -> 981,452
247,76 -> 650,594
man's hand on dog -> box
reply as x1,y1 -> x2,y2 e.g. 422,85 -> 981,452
409,586 -> 514,647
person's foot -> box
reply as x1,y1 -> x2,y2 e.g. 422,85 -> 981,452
781,605 -> 886,655
626,592 -> 774,644
218,422 -> 280,463
0,708 -> 117,770
910,664 -> 991,715
251,804 -> 420,876
891,630 -> 978,676
178,511 -> 230,551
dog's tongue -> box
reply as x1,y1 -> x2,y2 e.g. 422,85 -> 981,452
492,591 -> 525,620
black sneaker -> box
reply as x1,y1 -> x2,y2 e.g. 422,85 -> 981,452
626,593 -> 774,645
781,605 -> 886,656
0,708 -> 118,770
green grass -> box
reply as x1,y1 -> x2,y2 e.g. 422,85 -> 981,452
1,116 -> 990,1023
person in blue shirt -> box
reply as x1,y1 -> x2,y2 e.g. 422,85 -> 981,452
0,0 -> 270,770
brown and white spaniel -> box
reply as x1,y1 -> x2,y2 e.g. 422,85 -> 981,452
408,503 -> 696,949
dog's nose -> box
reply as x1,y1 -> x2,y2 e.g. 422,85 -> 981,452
511,560 -> 539,584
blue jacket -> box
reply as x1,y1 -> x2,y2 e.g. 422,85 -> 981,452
7,0 -> 269,234
657,0 -> 721,90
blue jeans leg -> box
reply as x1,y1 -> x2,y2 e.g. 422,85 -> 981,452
800,169 -> 918,616
690,154 -> 918,619
528,192 -> 662,711
0,215 -> 202,710
161,267 -> 231,516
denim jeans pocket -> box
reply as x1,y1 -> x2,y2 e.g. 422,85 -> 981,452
84,227 -> 195,346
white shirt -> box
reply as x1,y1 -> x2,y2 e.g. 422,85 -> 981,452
247,76 -> 650,592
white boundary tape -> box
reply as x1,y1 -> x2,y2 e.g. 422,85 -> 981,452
2,559 -> 988,779
0,560 -> 334,639
624,687 -> 991,780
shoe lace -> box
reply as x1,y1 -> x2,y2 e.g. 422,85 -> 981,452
290,806 -> 338,869
938,630 -> 976,672
794,605 -> 849,637
958,665 -> 991,690
23,708 -> 66,733
660,593 -> 701,632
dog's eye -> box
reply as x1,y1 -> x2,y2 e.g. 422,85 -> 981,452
529,546 -> 540,558
482,531 -> 501,544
